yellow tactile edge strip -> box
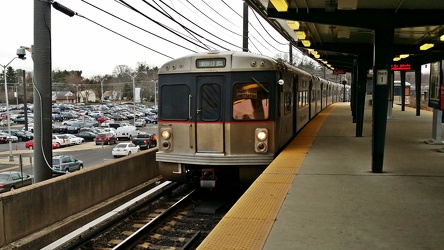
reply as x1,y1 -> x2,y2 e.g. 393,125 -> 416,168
198,104 -> 336,250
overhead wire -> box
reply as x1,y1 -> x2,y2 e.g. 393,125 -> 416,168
55,0 -> 294,66
75,13 -> 174,59
116,0 -> 212,51
81,0 -> 198,54
218,0 -> 284,54
153,0 -> 211,51
154,0 -> 242,50
187,0 -> 242,38
168,0 -> 201,52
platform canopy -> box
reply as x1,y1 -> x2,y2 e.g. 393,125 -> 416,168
246,0 -> 444,71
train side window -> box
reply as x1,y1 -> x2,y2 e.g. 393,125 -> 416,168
160,84 -> 190,120
232,82 -> 269,120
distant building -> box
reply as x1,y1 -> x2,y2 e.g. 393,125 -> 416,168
52,91 -> 75,103
103,90 -> 121,101
78,89 -> 97,103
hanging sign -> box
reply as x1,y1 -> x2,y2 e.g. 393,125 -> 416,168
391,64 -> 412,71
376,70 -> 388,85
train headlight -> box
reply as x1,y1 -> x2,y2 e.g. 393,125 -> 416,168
160,128 -> 172,151
257,130 -> 268,141
255,128 -> 268,153
161,130 -> 171,140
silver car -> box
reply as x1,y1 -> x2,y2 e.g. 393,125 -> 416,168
0,171 -> 34,193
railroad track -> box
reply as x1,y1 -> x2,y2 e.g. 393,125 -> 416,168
49,182 -> 243,250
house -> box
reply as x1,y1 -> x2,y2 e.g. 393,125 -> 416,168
103,90 -> 121,101
52,91 -> 76,104
78,89 -> 97,103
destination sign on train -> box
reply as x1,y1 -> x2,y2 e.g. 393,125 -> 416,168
196,58 -> 226,68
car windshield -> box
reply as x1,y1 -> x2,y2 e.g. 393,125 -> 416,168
52,159 -> 61,165
0,174 -> 9,181
116,144 -> 127,148
97,134 -> 106,137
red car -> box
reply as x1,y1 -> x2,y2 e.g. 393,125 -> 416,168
95,133 -> 117,145
0,135 -> 8,144
25,140 -> 60,150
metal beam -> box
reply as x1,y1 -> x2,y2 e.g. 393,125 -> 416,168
268,9 -> 444,29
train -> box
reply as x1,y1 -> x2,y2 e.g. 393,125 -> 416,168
155,50 -> 344,188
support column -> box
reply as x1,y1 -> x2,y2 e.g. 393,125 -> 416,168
372,27 -> 394,173
400,70 -> 406,111
414,64 -> 422,116
356,59 -> 370,137
34,0 -> 53,182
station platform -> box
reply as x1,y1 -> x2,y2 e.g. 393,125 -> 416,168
198,102 -> 444,249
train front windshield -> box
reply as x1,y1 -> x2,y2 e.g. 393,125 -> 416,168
233,82 -> 270,120
160,81 -> 270,122
160,84 -> 190,120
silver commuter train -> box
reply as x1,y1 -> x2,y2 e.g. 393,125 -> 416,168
156,51 -> 343,187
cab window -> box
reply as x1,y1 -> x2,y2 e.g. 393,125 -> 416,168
233,82 -> 269,120
160,84 -> 190,120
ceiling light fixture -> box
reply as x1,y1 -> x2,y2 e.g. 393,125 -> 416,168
270,0 -> 288,12
286,20 -> 300,30
301,40 -> 311,47
420,43 -> 434,50
295,31 -> 306,39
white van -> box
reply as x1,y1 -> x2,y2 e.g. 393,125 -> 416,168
116,126 -> 139,140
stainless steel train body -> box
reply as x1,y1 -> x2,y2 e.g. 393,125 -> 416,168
156,51 -> 342,187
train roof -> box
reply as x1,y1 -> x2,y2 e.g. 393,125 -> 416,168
158,50 -> 309,75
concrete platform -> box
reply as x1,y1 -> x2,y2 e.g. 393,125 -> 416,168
263,103 -> 444,249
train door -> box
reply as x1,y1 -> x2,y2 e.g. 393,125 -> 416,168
196,76 -> 224,153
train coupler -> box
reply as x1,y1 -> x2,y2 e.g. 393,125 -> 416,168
200,168 -> 216,188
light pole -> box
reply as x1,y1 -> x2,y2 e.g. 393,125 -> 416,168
151,79 -> 158,107
125,71 -> 146,125
0,49 -> 26,161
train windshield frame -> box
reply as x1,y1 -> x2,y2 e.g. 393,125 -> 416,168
232,82 -> 270,121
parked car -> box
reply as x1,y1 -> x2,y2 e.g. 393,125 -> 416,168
134,118 -> 146,127
52,134 -> 71,147
52,155 -> 84,174
0,132 -> 18,142
131,133 -> 157,149
9,130 -> 33,141
0,134 -> 8,143
0,171 -> 34,193
25,140 -> 60,150
63,134 -> 84,145
75,131 -> 97,141
52,125 -> 68,134
101,127 -> 117,136
0,119 -> 13,127
116,126 -> 139,141
146,115 -> 158,124
95,133 -> 117,145
112,142 -> 140,157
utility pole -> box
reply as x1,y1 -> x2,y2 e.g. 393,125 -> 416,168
33,0 -> 53,182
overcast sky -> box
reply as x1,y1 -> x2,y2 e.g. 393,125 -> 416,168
1,0 -> 293,78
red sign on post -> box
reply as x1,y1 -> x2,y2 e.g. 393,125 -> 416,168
333,69 -> 346,75
391,64 -> 412,71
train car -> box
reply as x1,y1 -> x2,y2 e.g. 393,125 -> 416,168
393,80 -> 411,104
310,76 -> 321,119
155,51 -> 340,188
